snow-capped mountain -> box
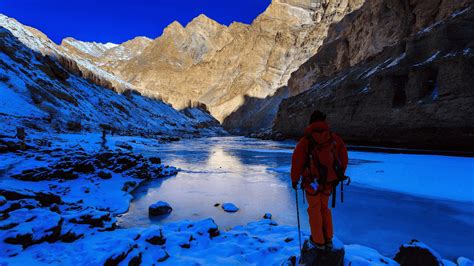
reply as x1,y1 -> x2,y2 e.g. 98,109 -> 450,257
0,16 -> 224,137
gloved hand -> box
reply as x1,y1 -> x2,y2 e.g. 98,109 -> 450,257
292,181 -> 299,190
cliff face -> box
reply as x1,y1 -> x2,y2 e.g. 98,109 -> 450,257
274,1 -> 474,150
57,0 -> 364,130
288,0 -> 474,97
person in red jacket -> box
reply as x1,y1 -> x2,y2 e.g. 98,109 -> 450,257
291,110 -> 348,250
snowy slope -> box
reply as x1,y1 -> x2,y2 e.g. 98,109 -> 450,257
61,37 -> 117,58
0,14 -> 140,94
0,24 -> 224,137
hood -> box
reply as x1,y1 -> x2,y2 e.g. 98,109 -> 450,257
304,121 -> 331,144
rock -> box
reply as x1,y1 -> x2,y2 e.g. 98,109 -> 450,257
73,161 -> 95,173
149,157 -> 161,164
156,249 -> 170,262
221,203 -> 239,213
300,238 -> 345,266
116,141 -> 132,150
263,212 -> 272,219
144,228 -> 166,245
1,208 -> 63,248
0,195 -> 6,206
67,209 -> 114,228
98,171 -> 112,179
1,190 -> 62,207
122,181 -> 137,192
34,192 -> 62,206
149,201 -> 172,216
394,240 -> 443,266
52,169 -> 79,180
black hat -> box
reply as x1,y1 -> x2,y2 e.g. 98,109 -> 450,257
309,110 -> 327,124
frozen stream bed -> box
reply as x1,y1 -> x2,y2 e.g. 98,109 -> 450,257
118,136 -> 474,260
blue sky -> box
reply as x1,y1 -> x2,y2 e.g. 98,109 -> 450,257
0,0 -> 271,44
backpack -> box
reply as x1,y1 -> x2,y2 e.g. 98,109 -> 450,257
303,132 -> 350,208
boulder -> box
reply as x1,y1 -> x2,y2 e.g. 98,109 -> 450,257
116,141 -> 133,150
300,238 -> 345,266
149,157 -> 161,164
143,228 -> 166,245
149,201 -> 172,216
98,171 -> 112,179
394,240 -> 443,266
221,203 -> 239,213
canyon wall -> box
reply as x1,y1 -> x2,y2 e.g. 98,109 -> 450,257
274,1 -> 474,150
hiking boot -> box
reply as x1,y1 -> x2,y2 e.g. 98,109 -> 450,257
307,237 -> 325,251
325,239 -> 333,250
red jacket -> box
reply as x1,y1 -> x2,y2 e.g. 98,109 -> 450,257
291,122 -> 348,186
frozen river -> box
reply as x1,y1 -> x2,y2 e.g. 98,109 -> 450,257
117,137 -> 474,259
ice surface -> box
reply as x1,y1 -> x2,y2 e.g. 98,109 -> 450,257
118,137 -> 474,259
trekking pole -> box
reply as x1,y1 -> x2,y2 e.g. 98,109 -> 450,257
295,189 -> 303,257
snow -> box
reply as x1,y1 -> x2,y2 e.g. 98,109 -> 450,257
151,201 -> 171,208
359,86 -> 369,94
458,257 -> 474,266
0,135 -> 472,264
62,38 -> 117,58
346,151 -> 474,202
345,245 -> 398,266
402,240 -> 443,264
0,14 -> 63,56
0,208 -> 62,243
222,202 -> 240,213
414,51 -> 440,66
386,53 -> 406,68
0,20 -> 225,138
273,150 -> 474,202
0,83 -> 46,118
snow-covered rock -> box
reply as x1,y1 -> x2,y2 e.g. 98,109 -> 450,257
222,202 -> 239,213
394,239 -> 444,266
457,257 -> 474,266
345,245 -> 398,266
263,212 -> 272,219
149,201 -> 172,216
0,208 -> 62,248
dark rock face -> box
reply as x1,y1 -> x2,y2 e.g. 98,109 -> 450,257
145,229 -> 166,245
394,240 -> 443,266
223,86 -> 289,135
149,201 -> 172,216
274,3 -> 474,150
299,239 -> 345,266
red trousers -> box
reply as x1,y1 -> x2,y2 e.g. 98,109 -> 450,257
305,185 -> 333,244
